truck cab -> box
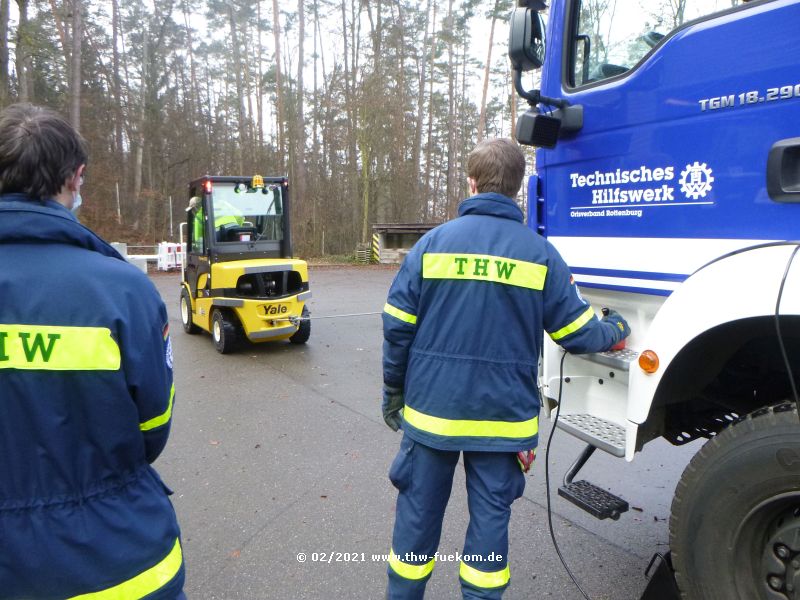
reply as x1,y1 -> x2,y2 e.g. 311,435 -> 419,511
510,1 -> 800,598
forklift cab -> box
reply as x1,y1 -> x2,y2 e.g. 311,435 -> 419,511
180,175 -> 311,353
186,175 -> 289,255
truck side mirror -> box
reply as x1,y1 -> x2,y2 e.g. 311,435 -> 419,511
509,7 -> 545,72
516,104 -> 583,148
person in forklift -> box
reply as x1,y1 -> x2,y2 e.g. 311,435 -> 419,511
381,138 -> 631,599
187,196 -> 204,251
0,103 -> 185,599
212,196 -> 245,241
187,194 -> 246,245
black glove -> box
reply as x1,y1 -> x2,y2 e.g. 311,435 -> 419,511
382,385 -> 404,432
602,309 -> 631,344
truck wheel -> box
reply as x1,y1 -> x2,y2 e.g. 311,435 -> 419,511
289,306 -> 311,344
211,309 -> 239,354
180,289 -> 200,334
670,403 -> 800,600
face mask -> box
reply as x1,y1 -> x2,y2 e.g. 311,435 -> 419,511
72,193 -> 82,214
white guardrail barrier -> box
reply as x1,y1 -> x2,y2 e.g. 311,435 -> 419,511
111,242 -> 185,274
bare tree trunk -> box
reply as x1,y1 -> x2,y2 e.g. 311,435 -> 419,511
359,114 -> 370,243
0,0 -> 9,101
69,0 -> 82,128
341,0 -> 358,231
112,0 -> 125,170
133,31 -> 147,228
412,0 -> 432,215
182,0 -> 199,121
422,0 -> 437,221
256,1 -> 263,151
478,0 -> 500,142
445,0 -> 457,219
312,0 -> 319,163
227,4 -> 245,173
272,0 -> 285,167
242,28 -> 255,166
295,0 -> 307,212
48,0 -> 69,67
15,0 -> 30,102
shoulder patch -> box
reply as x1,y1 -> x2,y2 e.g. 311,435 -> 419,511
165,336 -> 174,370
163,323 -> 173,369
572,278 -> 587,304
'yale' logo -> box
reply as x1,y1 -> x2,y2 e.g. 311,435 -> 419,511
264,304 -> 289,316
453,257 -> 517,280
0,331 -> 61,363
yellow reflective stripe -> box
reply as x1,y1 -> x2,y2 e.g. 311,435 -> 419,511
548,307 -> 596,341
404,406 -> 538,439
0,325 -> 120,371
140,384 -> 175,432
68,538 -> 182,600
422,253 -> 547,291
460,561 -> 510,589
389,549 -> 435,580
383,303 -> 417,325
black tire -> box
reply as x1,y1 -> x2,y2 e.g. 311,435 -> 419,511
289,306 -> 311,344
211,308 -> 240,354
670,403 -> 800,600
180,289 -> 200,334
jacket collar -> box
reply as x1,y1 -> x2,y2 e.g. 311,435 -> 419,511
457,192 -> 524,223
0,194 -> 124,260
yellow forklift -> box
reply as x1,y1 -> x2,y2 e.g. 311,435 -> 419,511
180,175 -> 310,353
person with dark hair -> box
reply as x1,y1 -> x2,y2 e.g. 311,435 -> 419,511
382,138 -> 630,599
0,103 -> 185,598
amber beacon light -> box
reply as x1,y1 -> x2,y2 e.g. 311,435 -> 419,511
639,350 -> 660,374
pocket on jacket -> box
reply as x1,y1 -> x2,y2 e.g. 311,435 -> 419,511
388,435 -> 415,492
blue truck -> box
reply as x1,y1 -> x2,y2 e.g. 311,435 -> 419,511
509,1 -> 800,598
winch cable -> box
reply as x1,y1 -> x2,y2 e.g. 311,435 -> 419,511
272,311 -> 383,325
544,350 -> 594,600
775,244 -> 800,419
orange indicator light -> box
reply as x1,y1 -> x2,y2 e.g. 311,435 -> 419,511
639,350 -> 660,374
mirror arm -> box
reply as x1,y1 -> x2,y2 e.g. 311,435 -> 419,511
512,69 -> 570,109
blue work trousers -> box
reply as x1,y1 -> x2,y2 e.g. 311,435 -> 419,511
386,435 -> 526,600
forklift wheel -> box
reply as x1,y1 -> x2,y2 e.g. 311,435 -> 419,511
211,309 -> 240,354
289,306 -> 311,344
180,289 -> 200,334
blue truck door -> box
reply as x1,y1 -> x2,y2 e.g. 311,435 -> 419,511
536,0 -> 800,296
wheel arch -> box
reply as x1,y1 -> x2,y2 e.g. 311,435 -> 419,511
628,244 -> 800,428
639,315 -> 800,446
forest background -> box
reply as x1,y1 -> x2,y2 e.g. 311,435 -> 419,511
0,0 -> 538,255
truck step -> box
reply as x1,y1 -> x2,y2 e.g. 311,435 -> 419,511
558,480 -> 629,520
557,413 -> 626,457
579,347 -> 640,371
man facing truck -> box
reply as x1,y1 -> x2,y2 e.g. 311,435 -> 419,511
381,138 -> 630,599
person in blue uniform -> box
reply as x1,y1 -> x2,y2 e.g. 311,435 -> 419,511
0,103 -> 185,599
382,138 -> 630,599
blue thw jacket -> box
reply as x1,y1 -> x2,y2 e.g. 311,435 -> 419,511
0,196 -> 183,599
382,193 -> 623,452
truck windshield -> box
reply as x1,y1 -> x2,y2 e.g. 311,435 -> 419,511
571,0 -> 747,87
210,183 -> 284,243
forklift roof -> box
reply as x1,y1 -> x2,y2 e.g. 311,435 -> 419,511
190,175 -> 288,188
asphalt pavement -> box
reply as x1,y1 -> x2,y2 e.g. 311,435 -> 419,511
150,266 -> 702,600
